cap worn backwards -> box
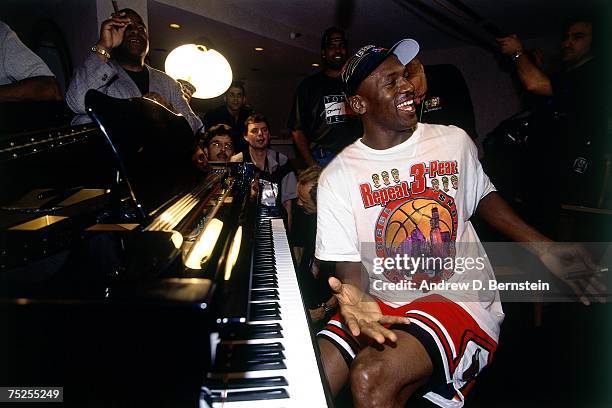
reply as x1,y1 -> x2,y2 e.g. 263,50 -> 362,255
341,38 -> 420,96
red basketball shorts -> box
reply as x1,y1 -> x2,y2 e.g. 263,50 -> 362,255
317,294 -> 498,407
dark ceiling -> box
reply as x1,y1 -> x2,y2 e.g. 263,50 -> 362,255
147,0 -> 605,84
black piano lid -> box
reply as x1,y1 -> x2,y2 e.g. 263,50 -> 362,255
85,90 -> 199,220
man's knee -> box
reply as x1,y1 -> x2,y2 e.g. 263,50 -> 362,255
350,352 -> 392,407
349,332 -> 433,407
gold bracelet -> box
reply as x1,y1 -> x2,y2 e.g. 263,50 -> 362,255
91,45 -> 111,59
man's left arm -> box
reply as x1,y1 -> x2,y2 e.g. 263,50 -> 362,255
165,77 -> 203,135
0,76 -> 61,101
476,192 -> 606,304
1,25 -> 62,101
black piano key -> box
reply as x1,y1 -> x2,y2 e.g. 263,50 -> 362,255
253,261 -> 275,267
253,271 -> 276,277
215,350 -> 285,369
213,356 -> 286,373
251,290 -> 279,301
253,263 -> 275,269
217,342 -> 285,355
211,388 -> 289,402
253,263 -> 276,270
250,305 -> 281,316
250,311 -> 281,321
250,302 -> 280,312
249,350 -> 284,361
253,263 -> 276,269
219,323 -> 283,340
226,348 -> 285,361
204,376 -> 288,390
252,275 -> 277,283
252,281 -> 278,289
253,267 -> 276,274
251,272 -> 276,280
219,360 -> 286,373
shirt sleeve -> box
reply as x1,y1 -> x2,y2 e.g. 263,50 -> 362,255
1,24 -> 54,82
281,171 -> 297,203
315,164 -> 361,262
66,53 -> 118,114
459,129 -> 496,218
167,77 -> 203,135
276,153 -> 297,203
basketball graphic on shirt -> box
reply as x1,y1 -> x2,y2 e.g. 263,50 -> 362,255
375,188 -> 458,284
385,198 -> 453,249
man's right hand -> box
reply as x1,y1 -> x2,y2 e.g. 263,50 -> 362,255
97,11 -> 131,51
328,276 -> 410,344
496,34 -> 524,56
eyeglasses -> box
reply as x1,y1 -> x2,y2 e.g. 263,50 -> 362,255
210,141 -> 234,150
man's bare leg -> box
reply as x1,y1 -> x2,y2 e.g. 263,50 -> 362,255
350,330 -> 433,408
318,337 -> 350,396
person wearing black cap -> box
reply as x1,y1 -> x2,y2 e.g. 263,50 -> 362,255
287,27 -> 363,167
315,39 -> 604,407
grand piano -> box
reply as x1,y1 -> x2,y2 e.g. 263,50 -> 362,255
0,93 -> 331,407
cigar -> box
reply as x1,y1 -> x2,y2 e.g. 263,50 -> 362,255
565,267 -> 608,280
111,0 -> 119,13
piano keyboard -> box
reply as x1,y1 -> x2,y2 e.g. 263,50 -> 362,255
202,218 -> 329,407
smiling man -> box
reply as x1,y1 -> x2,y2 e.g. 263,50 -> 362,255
65,8 -> 202,135
287,27 -> 364,167
315,39 -> 603,407
231,114 -> 297,227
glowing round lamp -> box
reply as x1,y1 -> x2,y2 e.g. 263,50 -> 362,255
165,44 -> 232,99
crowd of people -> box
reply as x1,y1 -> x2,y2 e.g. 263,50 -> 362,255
2,6 -> 609,408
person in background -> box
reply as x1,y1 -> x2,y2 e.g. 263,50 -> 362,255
496,14 -> 610,210
288,27 -> 427,167
293,165 -> 337,329
287,27 -> 363,167
0,21 -> 61,101
65,8 -> 202,136
202,81 -> 252,153
231,113 -> 297,229
418,64 -> 478,140
192,124 -> 235,172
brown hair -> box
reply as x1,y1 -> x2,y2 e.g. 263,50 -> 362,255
244,113 -> 270,134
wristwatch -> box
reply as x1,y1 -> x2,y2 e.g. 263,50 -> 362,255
91,45 -> 111,59
320,302 -> 335,316
511,49 -> 524,62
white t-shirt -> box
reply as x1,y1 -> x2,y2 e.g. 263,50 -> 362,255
316,123 -> 503,338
